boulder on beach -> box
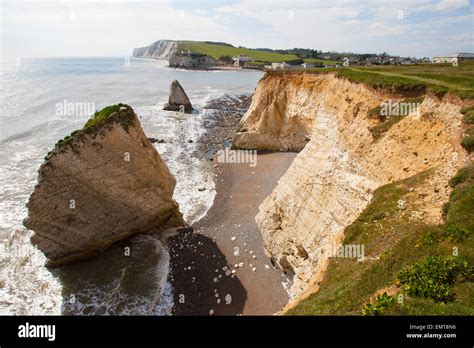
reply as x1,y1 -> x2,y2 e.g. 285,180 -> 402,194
163,80 -> 193,112
24,104 -> 185,267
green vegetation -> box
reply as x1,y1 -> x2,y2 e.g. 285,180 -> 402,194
83,103 -> 130,129
463,111 -> 474,124
336,69 -> 427,91
44,104 -> 131,161
397,256 -> 471,302
460,105 -> 474,114
287,163 -> 474,316
368,97 -> 425,140
368,105 -> 383,119
369,115 -> 406,140
461,127 -> 474,152
360,63 -> 474,91
268,62 -> 474,99
303,57 -> 339,65
446,164 -> 474,233
361,292 -> 397,316
178,41 -> 338,66
179,41 -> 298,63
459,106 -> 474,152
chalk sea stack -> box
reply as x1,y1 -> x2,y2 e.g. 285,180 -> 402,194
24,104 -> 185,267
163,80 -> 193,112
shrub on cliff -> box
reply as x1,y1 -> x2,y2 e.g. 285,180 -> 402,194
463,110 -> 474,124
460,106 -> 474,124
397,256 -> 472,302
445,163 -> 474,232
361,292 -> 397,316
461,128 -> 474,152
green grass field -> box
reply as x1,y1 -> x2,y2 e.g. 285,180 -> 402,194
180,41 -> 298,62
303,57 -> 339,65
359,63 -> 474,91
178,41 -> 338,65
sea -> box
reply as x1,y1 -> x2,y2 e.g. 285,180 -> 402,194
0,57 -> 262,315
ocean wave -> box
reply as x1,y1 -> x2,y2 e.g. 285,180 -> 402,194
60,235 -> 173,316
0,229 -> 62,315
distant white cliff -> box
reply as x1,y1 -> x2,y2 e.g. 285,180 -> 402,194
133,40 -> 178,60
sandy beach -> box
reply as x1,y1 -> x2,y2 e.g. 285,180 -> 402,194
168,151 -> 297,315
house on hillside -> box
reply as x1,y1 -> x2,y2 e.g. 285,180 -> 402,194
269,62 -> 303,70
232,55 -> 252,66
270,62 -> 288,69
432,53 -> 474,64
302,62 -> 316,69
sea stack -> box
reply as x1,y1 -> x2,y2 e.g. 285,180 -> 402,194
24,104 -> 185,266
163,80 -> 193,112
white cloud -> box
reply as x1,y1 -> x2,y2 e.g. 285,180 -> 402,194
434,0 -> 471,11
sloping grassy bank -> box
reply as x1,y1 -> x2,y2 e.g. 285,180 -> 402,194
287,164 -> 474,316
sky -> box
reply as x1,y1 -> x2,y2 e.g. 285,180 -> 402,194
0,0 -> 473,58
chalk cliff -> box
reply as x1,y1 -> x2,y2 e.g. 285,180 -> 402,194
24,105 -> 185,266
234,72 -> 470,300
132,40 -> 178,60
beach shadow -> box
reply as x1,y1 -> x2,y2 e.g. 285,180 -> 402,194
168,227 -> 247,315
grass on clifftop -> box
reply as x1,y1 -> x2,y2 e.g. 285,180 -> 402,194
460,106 -> 474,152
286,164 -> 474,316
267,62 -> 474,99
45,103 -> 131,160
83,103 -> 130,129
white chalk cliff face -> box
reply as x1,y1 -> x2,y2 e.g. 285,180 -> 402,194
235,73 -> 469,300
24,106 -> 184,266
132,40 -> 178,60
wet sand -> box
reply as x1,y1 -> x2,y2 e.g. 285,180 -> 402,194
168,151 -> 297,315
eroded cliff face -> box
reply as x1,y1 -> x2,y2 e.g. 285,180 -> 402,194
233,73 -> 318,151
133,40 -> 178,60
168,54 -> 219,69
237,73 -> 469,300
24,106 -> 184,266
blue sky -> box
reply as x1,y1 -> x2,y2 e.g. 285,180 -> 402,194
1,0 -> 473,57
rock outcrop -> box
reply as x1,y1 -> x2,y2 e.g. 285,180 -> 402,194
163,80 -> 193,112
132,40 -> 178,60
168,54 -> 219,69
236,72 -> 469,300
24,105 -> 185,266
